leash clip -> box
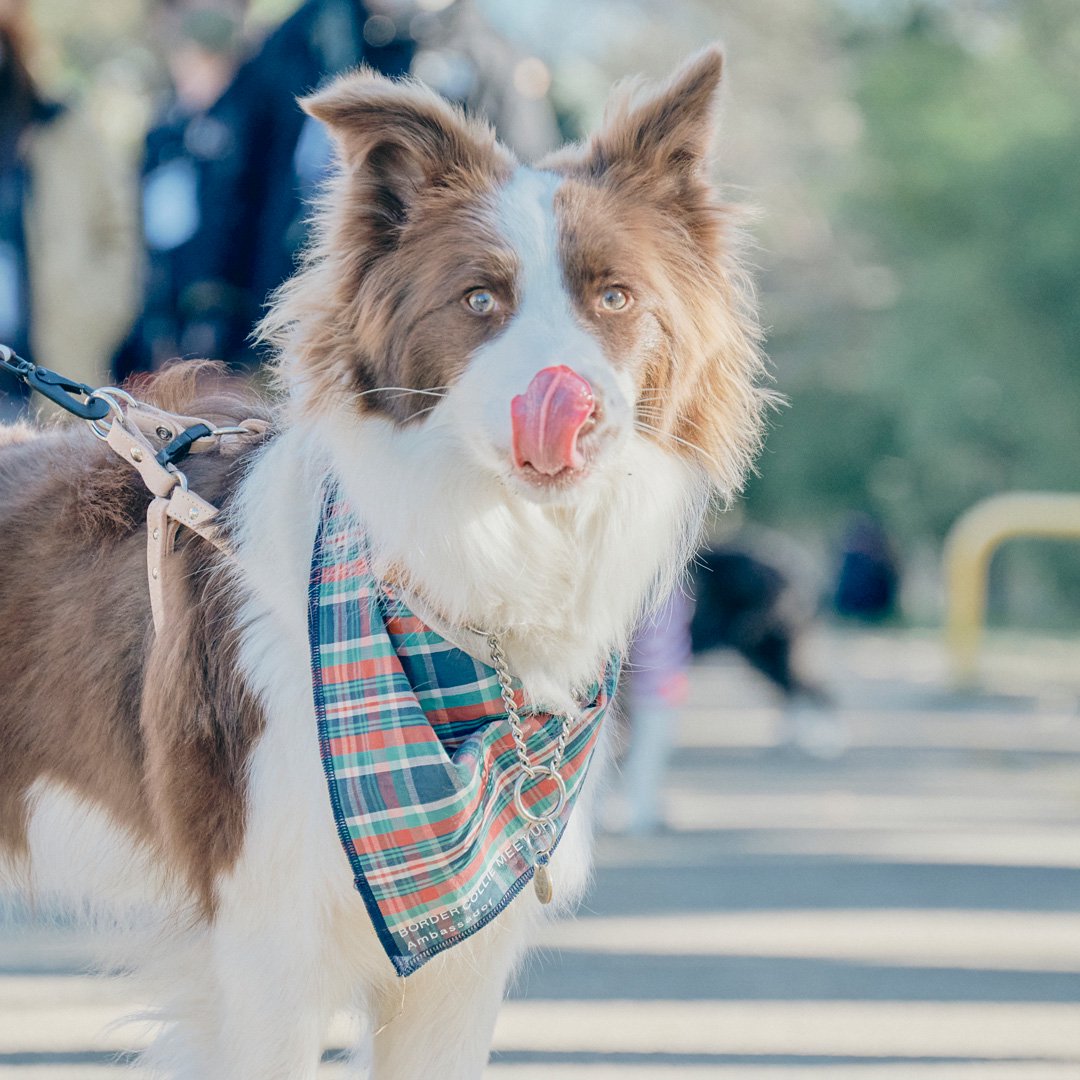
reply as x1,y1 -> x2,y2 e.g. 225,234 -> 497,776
26,368 -> 112,422
0,345 -> 110,421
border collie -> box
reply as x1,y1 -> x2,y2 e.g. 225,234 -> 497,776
0,48 -> 766,1078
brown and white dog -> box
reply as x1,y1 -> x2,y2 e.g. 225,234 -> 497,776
0,49 -> 765,1078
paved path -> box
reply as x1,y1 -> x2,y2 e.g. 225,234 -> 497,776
2,629 -> 1079,1078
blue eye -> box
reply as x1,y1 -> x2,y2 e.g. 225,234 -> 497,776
600,286 -> 630,312
465,288 -> 497,315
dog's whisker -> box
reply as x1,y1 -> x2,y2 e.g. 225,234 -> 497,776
636,405 -> 713,439
354,386 -> 449,400
633,419 -> 723,471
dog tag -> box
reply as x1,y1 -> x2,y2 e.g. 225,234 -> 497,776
533,862 -> 553,905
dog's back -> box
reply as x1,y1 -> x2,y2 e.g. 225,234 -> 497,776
0,367 -> 271,905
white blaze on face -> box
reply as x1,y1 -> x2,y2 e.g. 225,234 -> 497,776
447,166 -> 634,480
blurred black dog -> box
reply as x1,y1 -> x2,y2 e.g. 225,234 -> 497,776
690,544 -> 827,703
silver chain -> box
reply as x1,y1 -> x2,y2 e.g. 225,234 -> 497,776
487,633 -> 571,820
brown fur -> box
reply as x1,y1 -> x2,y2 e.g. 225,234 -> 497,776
546,49 -> 770,495
266,75 -> 517,422
0,364 -> 272,911
262,50 -> 767,495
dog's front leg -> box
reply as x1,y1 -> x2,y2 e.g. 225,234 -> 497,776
197,762 -> 359,1079
365,903 -> 535,1079
203,903 -> 335,1080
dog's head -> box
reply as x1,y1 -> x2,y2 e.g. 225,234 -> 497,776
268,48 -> 766,506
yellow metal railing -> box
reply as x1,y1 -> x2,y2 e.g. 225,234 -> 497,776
943,492 -> 1080,680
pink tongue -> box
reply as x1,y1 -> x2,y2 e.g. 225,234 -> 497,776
511,366 -> 595,476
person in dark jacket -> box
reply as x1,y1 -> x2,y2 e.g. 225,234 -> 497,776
119,8 -> 247,375
117,0 -> 413,377
120,0 -> 557,375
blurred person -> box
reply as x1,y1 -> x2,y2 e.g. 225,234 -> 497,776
612,533 -> 839,835
0,0 -> 137,418
116,4 -> 248,375
833,511 -> 900,622
611,590 -> 694,835
119,0 -> 560,374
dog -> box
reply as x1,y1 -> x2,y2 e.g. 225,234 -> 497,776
0,48 -> 766,1078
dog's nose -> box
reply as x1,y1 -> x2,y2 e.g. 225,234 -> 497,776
510,366 -> 596,475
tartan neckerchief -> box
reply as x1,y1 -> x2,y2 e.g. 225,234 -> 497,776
307,487 -> 620,976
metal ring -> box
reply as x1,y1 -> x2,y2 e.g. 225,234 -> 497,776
166,464 -> 189,492
513,766 -> 568,824
97,386 -> 138,405
86,387 -> 137,440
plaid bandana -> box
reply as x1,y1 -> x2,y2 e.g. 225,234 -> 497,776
307,488 -> 620,975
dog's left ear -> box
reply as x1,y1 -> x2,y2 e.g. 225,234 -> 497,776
302,71 -> 510,237
578,47 -> 724,186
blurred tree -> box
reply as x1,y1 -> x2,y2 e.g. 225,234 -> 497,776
746,0 -> 1080,623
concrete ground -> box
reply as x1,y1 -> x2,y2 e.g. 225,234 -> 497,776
2,628 -> 1079,1078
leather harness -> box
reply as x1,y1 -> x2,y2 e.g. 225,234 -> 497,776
0,341 -> 267,634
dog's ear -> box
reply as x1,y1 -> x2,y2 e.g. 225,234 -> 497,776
302,71 -> 509,237
564,49 -> 766,498
577,47 -> 724,186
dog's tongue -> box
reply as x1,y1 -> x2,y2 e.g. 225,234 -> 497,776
511,366 -> 595,475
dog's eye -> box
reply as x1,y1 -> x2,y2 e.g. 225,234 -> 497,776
599,287 -> 631,313
464,288 -> 497,316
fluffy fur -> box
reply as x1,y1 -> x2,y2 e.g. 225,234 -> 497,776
0,49 -> 767,1077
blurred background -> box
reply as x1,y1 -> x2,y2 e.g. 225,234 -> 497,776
4,0 -> 1079,629
1,0 -> 1079,1077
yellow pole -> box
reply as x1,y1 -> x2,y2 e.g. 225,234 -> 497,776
943,492 -> 1080,682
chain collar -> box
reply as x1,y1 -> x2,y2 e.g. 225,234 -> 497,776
486,631 -> 569,904
376,590 -> 576,905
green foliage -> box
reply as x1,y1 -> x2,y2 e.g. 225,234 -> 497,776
747,0 -> 1080,621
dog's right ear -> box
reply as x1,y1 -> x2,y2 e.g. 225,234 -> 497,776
302,72 -> 511,237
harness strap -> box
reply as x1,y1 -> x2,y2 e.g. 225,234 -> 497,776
105,417 -> 184,497
101,404 -> 268,634
0,345 -> 269,633
144,489 -> 224,633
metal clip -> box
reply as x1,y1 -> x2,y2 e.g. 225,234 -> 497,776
0,345 -> 111,422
